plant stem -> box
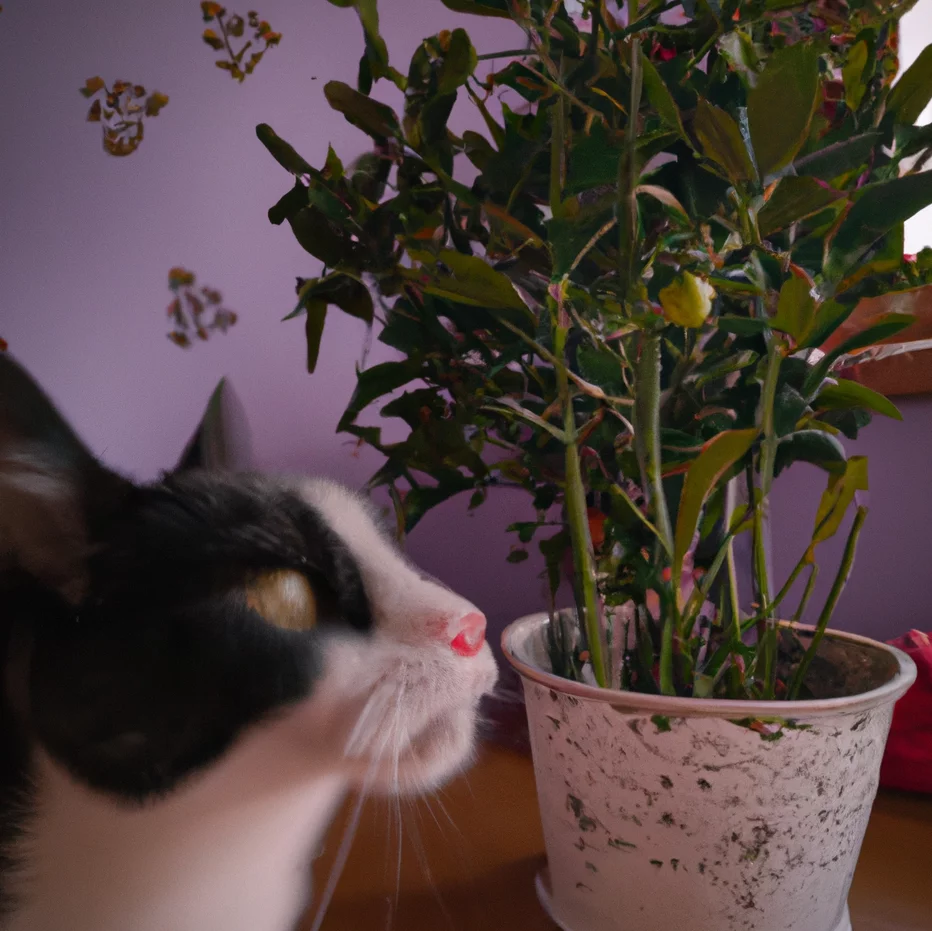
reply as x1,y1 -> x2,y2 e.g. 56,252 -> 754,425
550,95 -> 566,221
476,48 -> 534,61
215,11 -> 240,70
680,28 -> 722,79
746,552 -> 807,626
636,332 -> 675,696
792,564 -> 819,623
788,506 -> 868,700
617,34 -> 643,302
659,613 -> 675,696
724,477 -> 742,642
747,464 -> 774,695
681,529 -> 736,632
548,81 -> 607,688
618,0 -> 682,37
758,339 -> 782,502
754,337 -> 781,697
557,326 -> 608,687
635,333 -> 674,556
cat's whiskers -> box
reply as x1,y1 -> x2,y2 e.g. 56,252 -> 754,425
343,677 -> 400,758
418,792 -> 447,836
426,791 -> 465,846
308,675 -> 410,931
403,799 -> 455,930
388,709 -> 405,922
306,761 -> 377,931
489,685 -> 525,705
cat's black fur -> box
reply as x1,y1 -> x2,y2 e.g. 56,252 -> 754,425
0,356 -> 373,898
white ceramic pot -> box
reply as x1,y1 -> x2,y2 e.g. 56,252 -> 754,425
503,614 -> 917,931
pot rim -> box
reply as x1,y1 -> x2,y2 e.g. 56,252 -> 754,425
502,612 -> 918,719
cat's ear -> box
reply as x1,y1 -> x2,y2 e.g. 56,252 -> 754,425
174,377 -> 251,473
0,355 -> 129,603
175,378 -> 228,472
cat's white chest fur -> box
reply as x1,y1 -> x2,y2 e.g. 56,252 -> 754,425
6,705 -> 346,931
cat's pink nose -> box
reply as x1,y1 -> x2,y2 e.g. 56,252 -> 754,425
449,612 -> 486,657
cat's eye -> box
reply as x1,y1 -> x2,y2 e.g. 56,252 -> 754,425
245,570 -> 317,632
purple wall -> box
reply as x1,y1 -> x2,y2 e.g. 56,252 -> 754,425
769,396 -> 932,642
1,0 -> 930,645
0,0 -> 546,638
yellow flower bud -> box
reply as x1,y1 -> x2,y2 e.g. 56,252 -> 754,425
659,273 -> 716,328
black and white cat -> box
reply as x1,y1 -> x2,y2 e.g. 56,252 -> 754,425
0,355 -> 497,931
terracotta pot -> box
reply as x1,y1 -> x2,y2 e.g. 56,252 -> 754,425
503,613 -> 917,931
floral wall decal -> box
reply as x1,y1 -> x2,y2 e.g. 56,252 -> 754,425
165,267 -> 238,348
201,3 -> 281,82
81,77 -> 169,156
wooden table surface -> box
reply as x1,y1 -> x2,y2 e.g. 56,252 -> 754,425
309,742 -> 932,931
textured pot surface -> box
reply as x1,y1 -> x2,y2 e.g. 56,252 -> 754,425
503,615 -> 917,931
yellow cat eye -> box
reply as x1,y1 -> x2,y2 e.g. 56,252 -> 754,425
245,570 -> 317,632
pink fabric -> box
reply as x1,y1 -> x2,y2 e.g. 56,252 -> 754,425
879,630 -> 932,794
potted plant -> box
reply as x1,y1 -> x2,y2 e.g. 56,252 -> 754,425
257,0 -> 932,927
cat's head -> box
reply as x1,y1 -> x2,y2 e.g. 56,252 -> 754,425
0,355 -> 497,801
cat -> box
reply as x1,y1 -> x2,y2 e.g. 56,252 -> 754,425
0,355 -> 498,931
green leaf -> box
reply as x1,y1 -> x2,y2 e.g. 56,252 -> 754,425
770,274 -> 816,343
508,521 -> 542,544
256,124 -> 314,175
673,428 -> 758,607
338,359 -> 423,431
748,42 -> 821,178
324,144 -> 345,181
293,273 -> 374,323
438,28 -> 477,94
565,121 -> 619,195
576,346 -> 626,394
694,99 -> 756,183
636,185 -> 690,224
706,275 -> 762,296
483,397 -> 567,443
806,456 -> 868,560
407,249 -> 528,312
716,315 -> 769,335
773,383 -> 808,437
402,478 -> 475,532
304,299 -> 328,373
757,177 -> 844,238
288,274 -> 374,373
894,121 -> 932,160
826,172 -> 932,281
483,202 -> 544,246
793,132 -> 880,181
348,0 -> 380,44
549,209 -> 615,276
888,44 -> 932,127
774,429 -> 846,477
691,350 -> 759,389
843,40 -> 870,112
814,378 -> 903,421
837,227 -> 904,293
506,548 -> 530,563
324,80 -> 400,138
267,181 -> 308,226
539,531 -> 569,598
803,313 -> 915,396
306,180 -> 353,223
642,54 -> 685,137
438,0 -> 511,17
799,299 -> 856,350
